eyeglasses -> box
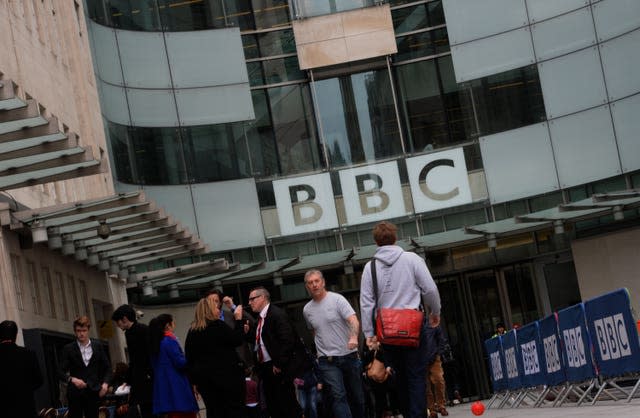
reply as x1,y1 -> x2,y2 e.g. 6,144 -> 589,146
248,294 -> 263,302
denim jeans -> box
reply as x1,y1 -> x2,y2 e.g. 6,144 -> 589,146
297,386 -> 319,418
318,353 -> 365,418
383,321 -> 429,418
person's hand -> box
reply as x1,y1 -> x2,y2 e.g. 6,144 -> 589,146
99,382 -> 108,398
233,305 -> 243,320
366,336 -> 380,351
222,296 -> 235,310
317,383 -> 323,391
347,336 -> 358,350
70,377 -> 87,389
429,313 -> 440,328
272,365 -> 281,375
192,385 -> 201,401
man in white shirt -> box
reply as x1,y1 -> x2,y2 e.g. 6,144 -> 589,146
303,269 -> 364,418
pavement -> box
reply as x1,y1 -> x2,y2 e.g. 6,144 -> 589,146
443,398 -> 640,418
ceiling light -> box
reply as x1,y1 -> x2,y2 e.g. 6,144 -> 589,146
487,233 -> 497,249
31,220 -> 48,244
169,284 -> 179,299
48,227 -> 62,250
97,219 -> 111,239
61,234 -> 75,255
613,205 -> 624,221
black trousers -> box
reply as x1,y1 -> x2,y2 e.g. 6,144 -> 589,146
257,362 -> 302,418
68,389 -> 100,418
198,372 -> 247,418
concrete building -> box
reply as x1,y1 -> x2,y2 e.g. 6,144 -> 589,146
83,0 -> 640,398
0,1 -> 216,410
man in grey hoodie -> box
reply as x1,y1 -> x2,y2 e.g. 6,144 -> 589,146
360,221 -> 441,418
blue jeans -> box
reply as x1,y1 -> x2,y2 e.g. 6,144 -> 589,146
297,386 -> 319,418
318,353 -> 365,418
383,321 -> 429,418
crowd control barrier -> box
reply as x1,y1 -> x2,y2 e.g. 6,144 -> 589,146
484,288 -> 640,409
584,288 -> 640,403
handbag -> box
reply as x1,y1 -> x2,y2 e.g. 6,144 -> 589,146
365,350 -> 389,383
370,259 -> 424,347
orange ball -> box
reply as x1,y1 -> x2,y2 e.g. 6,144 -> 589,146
471,401 -> 485,416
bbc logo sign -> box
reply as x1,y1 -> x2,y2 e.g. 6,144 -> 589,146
593,314 -> 632,361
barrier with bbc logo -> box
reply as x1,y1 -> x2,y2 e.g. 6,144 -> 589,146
584,288 -> 640,403
484,288 -> 640,409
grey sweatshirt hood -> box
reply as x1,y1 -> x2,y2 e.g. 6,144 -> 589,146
373,244 -> 404,266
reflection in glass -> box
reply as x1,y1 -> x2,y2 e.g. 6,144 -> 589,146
228,0 -> 291,31
105,0 -> 161,30
157,0 -> 225,30
504,265 -> 539,326
129,126 -> 186,184
109,122 -> 133,183
392,1 -> 445,33
315,70 -> 403,167
292,0 -> 377,18
467,64 -> 546,136
263,57 -> 305,85
182,124 -> 251,182
87,0 -> 290,31
268,85 -> 321,174
246,86 -> 321,177
395,28 -> 449,61
395,56 -> 475,153
242,30 -> 296,59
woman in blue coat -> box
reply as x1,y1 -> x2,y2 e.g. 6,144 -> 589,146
149,313 -> 199,418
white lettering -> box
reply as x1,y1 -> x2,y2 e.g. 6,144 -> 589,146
543,334 -> 561,373
563,326 -> 587,368
505,347 -> 518,379
490,351 -> 503,380
592,313 -> 632,362
520,340 -> 540,376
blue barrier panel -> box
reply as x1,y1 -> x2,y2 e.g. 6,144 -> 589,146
517,321 -> 547,387
557,303 -> 596,383
538,313 -> 566,386
584,288 -> 640,378
501,329 -> 523,390
484,336 -> 507,392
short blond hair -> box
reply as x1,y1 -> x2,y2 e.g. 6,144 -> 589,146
190,297 -> 218,331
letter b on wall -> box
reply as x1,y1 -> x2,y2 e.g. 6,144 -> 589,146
274,173 -> 339,236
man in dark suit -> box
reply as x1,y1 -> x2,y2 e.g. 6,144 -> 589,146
247,286 -> 308,418
60,316 -> 112,418
0,320 -> 43,418
112,305 -> 153,418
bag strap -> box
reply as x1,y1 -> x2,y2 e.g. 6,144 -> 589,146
370,258 -> 379,328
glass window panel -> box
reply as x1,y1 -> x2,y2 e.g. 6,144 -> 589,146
592,176 -> 627,194
229,0 -> 290,30
294,0 -> 375,18
506,200 -> 528,217
276,240 -> 316,258
267,85 -> 322,175
130,127 -> 187,185
399,220 -> 418,238
317,236 -> 338,253
392,1 -> 445,33
395,28 -> 449,61
242,35 -> 260,60
245,90 -> 280,177
422,216 -> 444,234
243,31 -> 296,60
256,181 -> 276,207
505,265 -> 539,326
492,204 -> 508,221
247,62 -> 265,86
341,232 -> 359,248
182,124 -> 251,182
529,192 -> 563,212
469,64 -> 546,136
107,0 -> 160,30
86,0 -> 109,25
444,209 -> 487,230
568,186 -> 588,202
108,122 -> 134,183
157,0 -> 225,31
395,57 -> 476,153
463,143 -> 483,171
263,57 -> 305,84
315,69 -> 403,168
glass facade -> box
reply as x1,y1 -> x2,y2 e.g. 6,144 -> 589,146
86,0 -> 291,31
95,0 -> 546,186
314,69 -> 403,167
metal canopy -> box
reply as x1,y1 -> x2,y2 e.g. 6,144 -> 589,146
0,79 -> 106,190
7,191 -> 211,277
